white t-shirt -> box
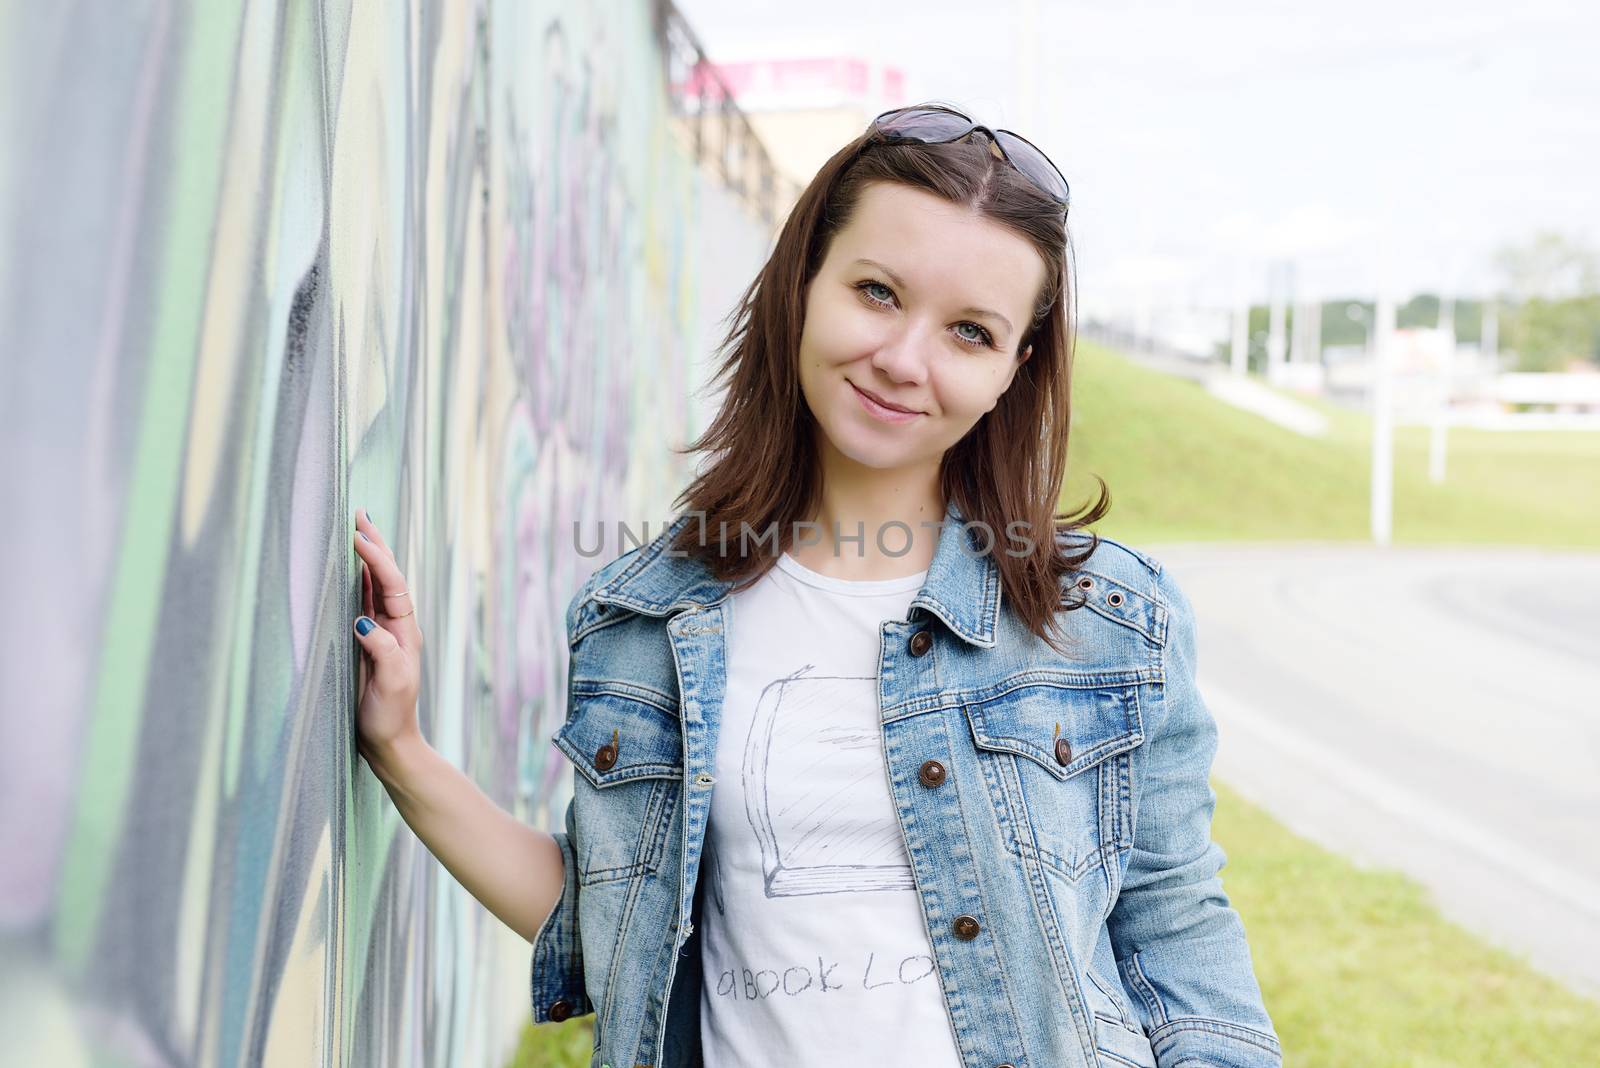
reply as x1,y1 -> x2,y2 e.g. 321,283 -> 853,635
698,550 -> 964,1066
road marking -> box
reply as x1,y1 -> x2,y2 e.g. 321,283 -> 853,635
1201,677 -> 1600,922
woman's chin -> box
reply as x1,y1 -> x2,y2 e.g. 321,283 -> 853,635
825,426 -> 927,472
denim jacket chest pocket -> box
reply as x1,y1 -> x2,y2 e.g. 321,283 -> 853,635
963,675 -> 1145,886
553,686 -> 683,886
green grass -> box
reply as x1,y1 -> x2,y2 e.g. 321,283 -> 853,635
1062,342 -> 1600,547
1211,779 -> 1600,1066
508,783 -> 1600,1068
507,1014 -> 591,1068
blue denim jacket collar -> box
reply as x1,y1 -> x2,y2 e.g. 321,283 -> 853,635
591,498 -> 1002,648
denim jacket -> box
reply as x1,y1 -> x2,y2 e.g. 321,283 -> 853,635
530,500 -> 1282,1068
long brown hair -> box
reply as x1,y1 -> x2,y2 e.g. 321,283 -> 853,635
669,101 -> 1110,654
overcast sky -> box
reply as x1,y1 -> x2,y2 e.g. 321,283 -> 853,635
673,0 -> 1600,315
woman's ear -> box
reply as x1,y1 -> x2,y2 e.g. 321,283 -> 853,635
1019,344 -> 1033,364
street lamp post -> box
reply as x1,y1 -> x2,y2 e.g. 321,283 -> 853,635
1370,294 -> 1396,546
1428,296 -> 1456,484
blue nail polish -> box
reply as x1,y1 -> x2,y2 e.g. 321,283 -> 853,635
356,617 -> 374,636
359,531 -> 370,542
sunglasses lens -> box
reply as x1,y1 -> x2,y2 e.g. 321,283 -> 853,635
996,131 -> 1070,207
872,108 -> 1070,212
875,107 -> 974,142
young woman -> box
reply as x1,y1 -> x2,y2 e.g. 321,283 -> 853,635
351,103 -> 1282,1068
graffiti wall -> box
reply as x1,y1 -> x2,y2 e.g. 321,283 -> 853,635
0,0 -> 772,1064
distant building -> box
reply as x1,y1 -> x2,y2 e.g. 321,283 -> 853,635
1321,326 -> 1600,426
672,56 -> 908,236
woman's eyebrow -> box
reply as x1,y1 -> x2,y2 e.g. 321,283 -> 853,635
851,257 -> 1013,338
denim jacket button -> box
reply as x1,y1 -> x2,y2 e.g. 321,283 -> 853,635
547,998 -> 573,1022
1054,737 -> 1073,765
952,914 -> 981,940
593,742 -> 617,772
908,629 -> 934,657
918,759 -> 947,787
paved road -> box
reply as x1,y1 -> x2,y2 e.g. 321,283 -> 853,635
1147,542 -> 1600,998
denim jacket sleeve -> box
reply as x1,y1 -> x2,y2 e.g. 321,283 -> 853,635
529,794 -> 593,1022
528,570 -> 604,1024
1105,565 -> 1283,1068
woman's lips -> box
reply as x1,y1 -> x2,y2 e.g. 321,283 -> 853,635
850,381 -> 923,424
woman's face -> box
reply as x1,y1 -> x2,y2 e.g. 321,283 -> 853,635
798,180 -> 1047,477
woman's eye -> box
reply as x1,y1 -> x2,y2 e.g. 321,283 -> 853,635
858,281 -> 895,306
956,322 -> 995,348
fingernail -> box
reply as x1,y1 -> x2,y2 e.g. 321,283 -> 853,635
356,617 -> 374,636
358,531 -> 370,542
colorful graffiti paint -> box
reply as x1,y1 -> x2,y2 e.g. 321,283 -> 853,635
0,0 -> 771,1064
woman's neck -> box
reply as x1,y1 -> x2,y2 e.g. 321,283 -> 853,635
791,472 -> 945,582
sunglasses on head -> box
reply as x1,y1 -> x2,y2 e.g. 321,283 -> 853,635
868,105 -> 1071,216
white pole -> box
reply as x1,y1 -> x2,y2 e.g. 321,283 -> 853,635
1428,295 -> 1456,484
1483,300 -> 1499,368
1230,261 -> 1250,375
1306,300 -> 1324,393
1267,264 -> 1287,384
1289,300 -> 1304,366
1231,298 -> 1249,376
1370,292 -> 1396,545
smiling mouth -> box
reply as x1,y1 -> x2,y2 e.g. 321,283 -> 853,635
850,381 -> 922,415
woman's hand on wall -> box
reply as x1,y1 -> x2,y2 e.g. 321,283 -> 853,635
348,507 -> 563,943
352,508 -> 424,764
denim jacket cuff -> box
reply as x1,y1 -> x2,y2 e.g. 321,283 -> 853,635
529,827 -> 593,1024
1148,1015 -> 1283,1068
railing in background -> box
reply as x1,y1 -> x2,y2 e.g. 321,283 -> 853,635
653,0 -> 802,229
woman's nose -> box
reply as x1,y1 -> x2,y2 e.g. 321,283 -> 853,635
871,325 -> 932,384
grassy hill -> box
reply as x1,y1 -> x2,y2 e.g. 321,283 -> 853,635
1062,342 -> 1600,549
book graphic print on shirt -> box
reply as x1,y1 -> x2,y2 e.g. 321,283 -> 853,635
708,663 -> 915,918
697,560 -> 965,1064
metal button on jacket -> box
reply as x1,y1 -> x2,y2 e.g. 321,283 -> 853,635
908,629 -> 933,657
593,741 -> 617,772
953,914 -> 981,940
918,759 -> 947,787
1054,737 -> 1073,765
547,998 -> 573,1022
